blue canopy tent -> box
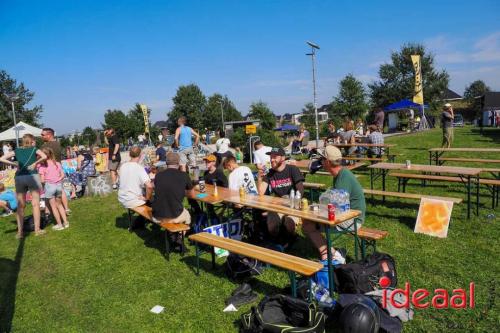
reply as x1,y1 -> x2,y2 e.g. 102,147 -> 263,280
384,99 -> 428,112
274,124 -> 298,131
383,99 -> 429,131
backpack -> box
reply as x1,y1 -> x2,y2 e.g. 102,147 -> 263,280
334,252 -> 397,294
240,294 -> 325,333
23,214 -> 49,232
226,253 -> 264,280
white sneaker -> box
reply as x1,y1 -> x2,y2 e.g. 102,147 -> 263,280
1,210 -> 13,217
333,251 -> 346,265
52,224 -> 65,231
63,222 -> 70,229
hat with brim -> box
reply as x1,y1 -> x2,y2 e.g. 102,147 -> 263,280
266,147 -> 286,156
318,145 -> 343,162
203,154 -> 217,162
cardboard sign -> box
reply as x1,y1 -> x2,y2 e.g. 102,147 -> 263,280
203,219 -> 243,257
414,198 -> 453,238
245,125 -> 257,134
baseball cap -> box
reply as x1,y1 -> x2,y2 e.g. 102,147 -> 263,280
319,145 -> 343,162
444,103 -> 452,108
166,152 -> 180,165
265,147 -> 286,156
203,154 -> 217,162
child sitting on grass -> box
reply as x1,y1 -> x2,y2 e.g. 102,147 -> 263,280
38,147 -> 69,231
0,183 -> 17,217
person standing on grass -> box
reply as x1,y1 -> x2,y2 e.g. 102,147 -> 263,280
302,146 -> 365,264
372,107 -> 385,132
0,134 -> 47,238
0,183 -> 17,217
174,116 -> 200,173
105,128 -> 121,190
253,141 -> 272,171
38,147 -> 69,231
441,103 -> 454,148
41,127 -> 71,214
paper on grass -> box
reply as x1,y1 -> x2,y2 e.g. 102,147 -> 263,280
150,305 -> 164,314
223,304 -> 238,312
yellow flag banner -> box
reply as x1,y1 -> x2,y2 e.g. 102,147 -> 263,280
140,104 -> 150,134
411,55 -> 424,105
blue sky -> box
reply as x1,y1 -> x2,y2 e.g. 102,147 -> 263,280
1,0 -> 499,134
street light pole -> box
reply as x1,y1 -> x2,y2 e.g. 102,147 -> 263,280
3,93 -> 20,147
219,100 -> 225,132
306,41 -> 320,148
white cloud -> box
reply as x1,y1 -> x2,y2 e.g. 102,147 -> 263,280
472,31 -> 500,62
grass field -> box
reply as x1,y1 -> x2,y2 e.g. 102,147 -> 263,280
0,126 -> 499,332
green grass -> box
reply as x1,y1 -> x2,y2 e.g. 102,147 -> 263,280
1,126 -> 499,332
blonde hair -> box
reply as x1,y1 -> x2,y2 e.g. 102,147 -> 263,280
21,134 -> 35,147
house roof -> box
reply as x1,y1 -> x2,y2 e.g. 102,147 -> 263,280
482,92 -> 500,110
442,88 -> 462,100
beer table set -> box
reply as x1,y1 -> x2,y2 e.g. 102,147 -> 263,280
193,184 -> 361,293
428,147 -> 500,166
367,162 -> 482,219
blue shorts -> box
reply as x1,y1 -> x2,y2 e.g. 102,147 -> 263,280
44,182 -> 63,199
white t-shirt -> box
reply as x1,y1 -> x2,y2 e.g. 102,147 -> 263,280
216,138 -> 230,154
228,166 -> 257,194
118,162 -> 150,208
2,144 -> 10,156
253,146 -> 272,165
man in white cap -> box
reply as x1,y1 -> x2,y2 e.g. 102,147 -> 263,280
302,145 -> 366,264
441,103 -> 454,148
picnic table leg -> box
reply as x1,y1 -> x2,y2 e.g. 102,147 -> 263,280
353,221 -> 359,260
325,225 -> 335,293
288,272 -> 297,298
476,175 -> 480,216
165,231 -> 170,261
211,246 -> 216,269
467,176 -> 471,220
382,170 -> 386,203
429,151 -> 432,165
195,242 -> 200,275
370,168 -> 374,191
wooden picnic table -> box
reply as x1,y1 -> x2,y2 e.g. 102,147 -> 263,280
428,147 -> 500,166
367,162 -> 482,219
196,184 -> 361,292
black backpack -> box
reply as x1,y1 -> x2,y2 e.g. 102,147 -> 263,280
23,214 -> 49,232
226,253 -> 264,280
240,294 -> 325,333
334,252 -> 397,294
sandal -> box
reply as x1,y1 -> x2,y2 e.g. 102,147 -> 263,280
35,230 -> 46,236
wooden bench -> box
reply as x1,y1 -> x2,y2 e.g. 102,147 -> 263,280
303,182 -> 326,202
439,157 -> 500,164
363,189 -> 463,204
390,173 -> 500,208
188,232 -> 323,297
343,156 -> 385,163
128,205 -> 191,260
357,227 -> 389,258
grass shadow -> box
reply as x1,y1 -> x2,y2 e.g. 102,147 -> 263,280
180,256 -> 288,297
115,213 -> 167,257
0,237 -> 25,333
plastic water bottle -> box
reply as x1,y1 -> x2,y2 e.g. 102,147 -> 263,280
344,191 -> 350,211
295,191 -> 301,210
289,189 -> 295,209
311,281 -> 335,308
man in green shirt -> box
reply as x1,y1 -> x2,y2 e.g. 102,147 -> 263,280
302,145 -> 366,264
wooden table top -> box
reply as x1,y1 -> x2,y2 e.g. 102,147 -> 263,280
222,191 -> 361,226
428,148 -> 500,153
188,184 -> 226,204
367,162 -> 482,176
333,143 -> 395,148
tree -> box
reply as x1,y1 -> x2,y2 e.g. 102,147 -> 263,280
0,70 -> 43,130
464,80 -> 491,117
369,43 -> 449,112
102,109 -> 128,140
127,103 -> 152,140
300,103 -> 316,128
203,94 -> 243,131
167,84 -> 206,131
247,101 -> 275,130
331,74 -> 369,120
81,126 -> 97,146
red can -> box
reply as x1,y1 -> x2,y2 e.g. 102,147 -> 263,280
327,204 -> 336,221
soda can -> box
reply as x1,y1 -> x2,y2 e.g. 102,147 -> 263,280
301,198 -> 309,211
239,185 -> 246,199
405,160 -> 411,169
327,204 -> 336,221
199,180 -> 206,193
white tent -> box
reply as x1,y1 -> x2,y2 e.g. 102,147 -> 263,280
0,121 -> 43,141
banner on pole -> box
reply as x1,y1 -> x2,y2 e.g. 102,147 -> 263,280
140,104 -> 150,134
411,55 -> 424,105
